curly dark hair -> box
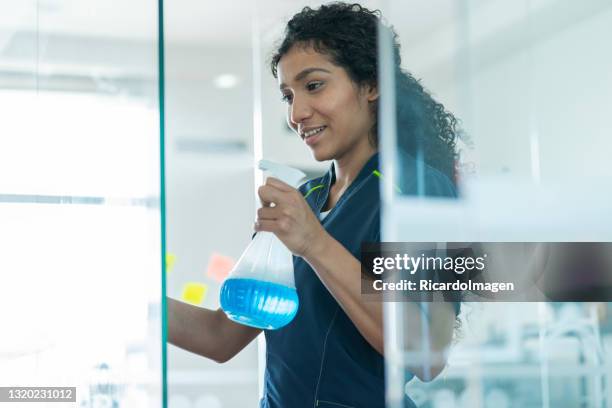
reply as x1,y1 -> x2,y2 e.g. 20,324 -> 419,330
270,2 -> 459,182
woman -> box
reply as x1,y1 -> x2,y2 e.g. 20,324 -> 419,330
169,3 -> 460,407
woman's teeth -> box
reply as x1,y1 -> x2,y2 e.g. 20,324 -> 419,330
304,126 -> 325,138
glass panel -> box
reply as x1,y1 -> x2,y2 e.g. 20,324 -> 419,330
164,0 -> 259,406
0,0 -> 164,406
380,1 -> 612,407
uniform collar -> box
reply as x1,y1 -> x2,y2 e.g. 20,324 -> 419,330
316,152 -> 379,209
327,152 -> 378,185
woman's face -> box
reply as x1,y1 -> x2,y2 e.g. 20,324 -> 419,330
277,45 -> 378,162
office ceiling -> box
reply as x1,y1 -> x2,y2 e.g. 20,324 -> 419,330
0,0 -> 457,47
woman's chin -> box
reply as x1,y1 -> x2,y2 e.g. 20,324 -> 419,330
310,148 -> 333,162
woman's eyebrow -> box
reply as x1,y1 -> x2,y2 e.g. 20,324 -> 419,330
279,67 -> 331,89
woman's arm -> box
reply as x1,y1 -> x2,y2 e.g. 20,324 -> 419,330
167,297 -> 261,363
304,235 -> 456,381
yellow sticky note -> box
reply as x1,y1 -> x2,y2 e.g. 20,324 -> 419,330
181,282 -> 208,305
166,252 -> 176,273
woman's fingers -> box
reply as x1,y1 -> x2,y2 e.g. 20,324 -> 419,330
265,177 -> 293,192
257,206 -> 279,220
254,180 -> 325,257
254,219 -> 278,233
258,184 -> 288,207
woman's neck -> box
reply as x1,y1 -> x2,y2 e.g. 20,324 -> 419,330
333,141 -> 377,189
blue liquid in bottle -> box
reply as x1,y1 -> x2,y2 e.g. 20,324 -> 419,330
220,278 -> 299,330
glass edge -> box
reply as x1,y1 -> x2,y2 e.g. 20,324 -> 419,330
158,0 -> 168,406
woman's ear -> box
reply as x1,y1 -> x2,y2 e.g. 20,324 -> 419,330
366,84 -> 379,102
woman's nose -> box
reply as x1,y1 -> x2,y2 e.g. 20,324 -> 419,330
289,96 -> 313,126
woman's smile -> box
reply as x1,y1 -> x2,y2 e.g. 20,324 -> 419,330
302,126 -> 327,145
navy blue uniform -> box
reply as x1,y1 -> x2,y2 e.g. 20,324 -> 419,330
260,153 -> 456,408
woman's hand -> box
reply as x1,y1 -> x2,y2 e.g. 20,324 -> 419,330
255,177 -> 328,258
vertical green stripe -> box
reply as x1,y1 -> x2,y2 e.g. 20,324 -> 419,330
157,0 -> 168,406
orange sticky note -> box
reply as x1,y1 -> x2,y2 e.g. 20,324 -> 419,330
206,253 -> 235,283
181,282 -> 208,305
166,252 -> 177,273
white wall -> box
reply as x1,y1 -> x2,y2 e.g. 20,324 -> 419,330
395,0 -> 612,181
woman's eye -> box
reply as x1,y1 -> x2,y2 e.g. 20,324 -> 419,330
281,93 -> 293,104
306,81 -> 323,91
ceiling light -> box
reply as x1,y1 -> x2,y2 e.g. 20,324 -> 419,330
213,74 -> 239,89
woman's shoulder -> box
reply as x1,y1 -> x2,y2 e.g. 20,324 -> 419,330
397,151 -> 457,198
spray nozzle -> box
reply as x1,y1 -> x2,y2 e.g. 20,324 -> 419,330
258,159 -> 306,188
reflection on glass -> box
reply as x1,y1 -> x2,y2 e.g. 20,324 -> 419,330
391,64 -> 460,199
381,1 -> 612,407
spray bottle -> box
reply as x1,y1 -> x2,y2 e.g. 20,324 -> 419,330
219,160 -> 306,329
